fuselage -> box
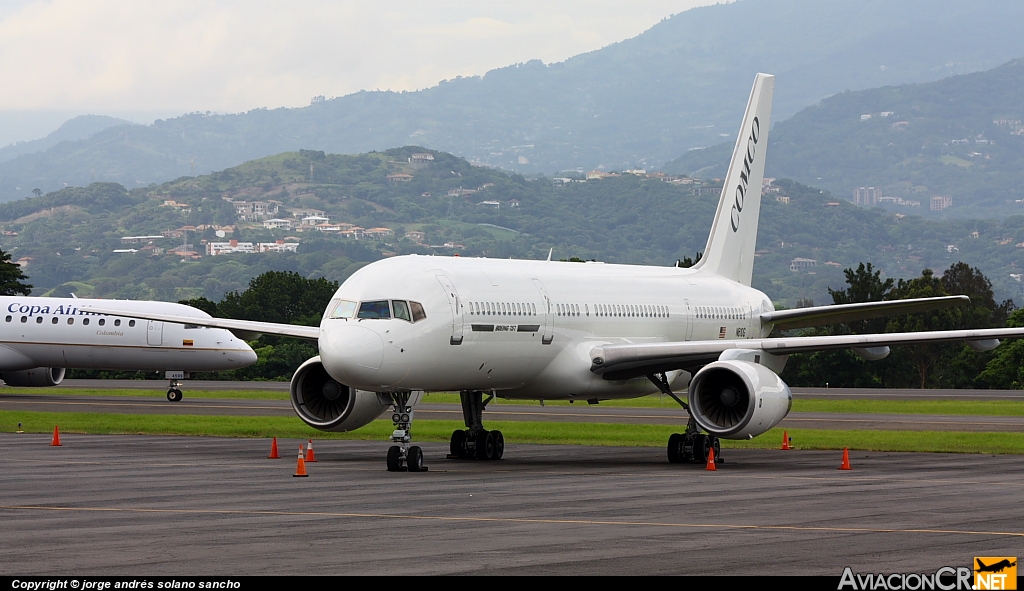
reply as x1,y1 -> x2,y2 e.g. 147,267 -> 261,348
318,255 -> 774,400
0,297 -> 257,372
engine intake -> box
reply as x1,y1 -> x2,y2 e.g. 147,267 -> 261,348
290,356 -> 390,432
2,367 -> 66,387
688,360 -> 791,440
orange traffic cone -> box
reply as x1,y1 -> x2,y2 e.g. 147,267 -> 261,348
305,439 -> 317,462
50,425 -> 62,447
294,445 -> 308,477
781,430 -> 791,450
839,447 -> 852,470
705,447 -> 717,471
267,437 -> 280,459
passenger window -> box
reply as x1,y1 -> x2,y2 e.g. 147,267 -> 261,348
330,300 -> 358,319
409,301 -> 427,322
129,320 -> 136,327
357,300 -> 391,319
98,319 -> 105,326
114,319 -> 121,326
68,318 -> 74,325
83,318 -> 90,326
36,316 -> 42,324
393,300 -> 412,322
20,316 -> 26,323
51,317 -> 58,324
4,315 -> 9,322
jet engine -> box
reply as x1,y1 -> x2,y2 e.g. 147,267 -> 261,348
290,356 -> 391,432
687,360 -> 792,440
2,367 -> 66,387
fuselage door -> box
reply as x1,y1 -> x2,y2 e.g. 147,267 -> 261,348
684,299 -> 693,341
531,279 -> 553,345
147,320 -> 164,346
435,275 -> 464,345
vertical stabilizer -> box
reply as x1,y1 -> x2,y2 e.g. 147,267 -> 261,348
693,73 -> 774,286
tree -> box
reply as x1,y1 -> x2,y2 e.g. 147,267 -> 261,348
677,252 -> 702,268
0,248 -> 31,296
216,271 -> 338,326
977,308 -> 1024,388
885,269 -> 962,388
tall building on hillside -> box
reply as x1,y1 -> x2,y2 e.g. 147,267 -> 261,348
930,196 -> 953,211
853,187 -> 881,206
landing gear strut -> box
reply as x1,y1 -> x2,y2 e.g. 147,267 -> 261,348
385,391 -> 427,472
448,390 -> 504,460
165,371 -> 187,402
648,372 -> 721,465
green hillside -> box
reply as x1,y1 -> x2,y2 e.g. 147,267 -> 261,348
4,0 -> 1024,202
2,147 -> 1024,309
666,58 -> 1024,218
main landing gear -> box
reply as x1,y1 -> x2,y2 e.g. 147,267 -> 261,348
164,368 -> 187,401
386,391 -> 427,472
448,390 -> 504,461
647,372 -> 721,465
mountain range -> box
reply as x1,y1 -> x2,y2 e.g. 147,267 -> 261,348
3,0 -> 1024,203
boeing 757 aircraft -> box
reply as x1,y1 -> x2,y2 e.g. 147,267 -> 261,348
1,296 -> 257,400
89,73 -> 1022,471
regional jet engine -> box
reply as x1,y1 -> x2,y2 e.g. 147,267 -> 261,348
1,367 -> 66,387
687,360 -> 792,440
290,356 -> 391,432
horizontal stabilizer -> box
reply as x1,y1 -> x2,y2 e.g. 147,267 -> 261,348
760,296 -> 969,330
82,306 -> 321,342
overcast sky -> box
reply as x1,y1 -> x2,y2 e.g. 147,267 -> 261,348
0,0 -> 722,118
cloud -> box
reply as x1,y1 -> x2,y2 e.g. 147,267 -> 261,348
0,1 -> 721,113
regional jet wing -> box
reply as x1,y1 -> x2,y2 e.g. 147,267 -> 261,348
82,306 -> 321,342
589,326 -> 1019,380
760,296 -> 969,330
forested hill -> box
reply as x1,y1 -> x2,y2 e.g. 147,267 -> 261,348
1,146 -> 1024,309
3,0 -> 1024,202
665,58 -> 1024,218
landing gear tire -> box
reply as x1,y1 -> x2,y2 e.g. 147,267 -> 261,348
450,429 -> 467,458
692,434 -> 710,465
386,445 -> 402,472
407,446 -> 424,472
491,430 -> 504,460
711,437 -> 721,463
475,431 -> 495,460
166,388 -> 183,402
667,433 -> 685,463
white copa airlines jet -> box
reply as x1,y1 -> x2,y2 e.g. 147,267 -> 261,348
0,297 -> 257,400
90,73 -> 1020,471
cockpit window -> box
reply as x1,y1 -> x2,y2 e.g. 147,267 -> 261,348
330,299 -> 358,319
357,300 -> 391,319
392,300 -> 412,322
410,301 -> 426,322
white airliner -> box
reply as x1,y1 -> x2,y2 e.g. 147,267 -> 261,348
89,73 -> 1022,471
0,296 -> 257,400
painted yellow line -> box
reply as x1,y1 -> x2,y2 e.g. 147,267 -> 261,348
1,504 -> 1021,538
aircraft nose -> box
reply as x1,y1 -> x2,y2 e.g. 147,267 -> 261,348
319,324 -> 385,387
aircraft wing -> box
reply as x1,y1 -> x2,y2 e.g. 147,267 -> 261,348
589,326 -> 1018,380
82,306 -> 321,342
760,296 -> 969,330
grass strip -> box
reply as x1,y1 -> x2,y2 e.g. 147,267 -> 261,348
3,410 -> 1023,454
5,389 -> 1024,417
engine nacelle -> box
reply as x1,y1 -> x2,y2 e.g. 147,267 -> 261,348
2,367 -> 66,387
687,360 -> 792,440
290,356 -> 391,432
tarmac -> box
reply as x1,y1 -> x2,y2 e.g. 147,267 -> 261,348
1,432 -> 1021,575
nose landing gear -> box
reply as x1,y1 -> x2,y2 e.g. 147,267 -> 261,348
165,372 -> 187,402
385,391 -> 427,472
448,390 -> 504,460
